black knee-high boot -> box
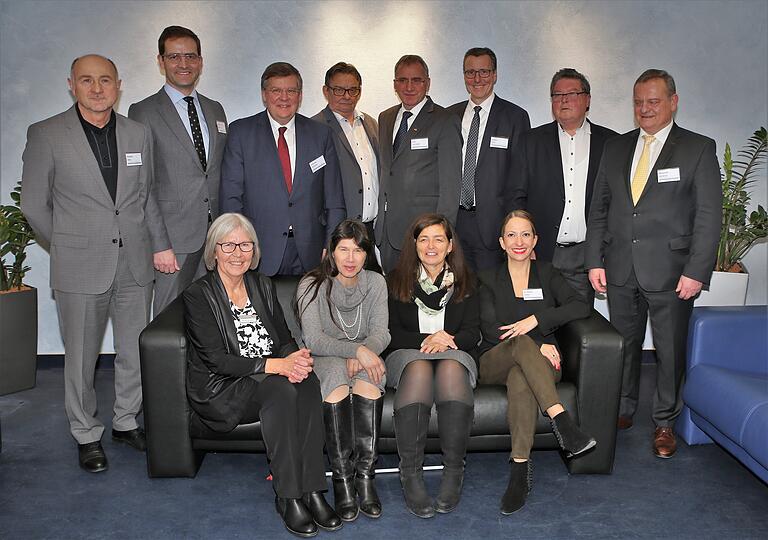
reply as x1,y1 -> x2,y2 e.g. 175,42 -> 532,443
323,397 -> 359,521
393,403 -> 435,518
353,394 -> 384,518
435,401 -> 474,513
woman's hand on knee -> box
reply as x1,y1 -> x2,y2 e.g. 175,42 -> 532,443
356,345 -> 385,386
539,344 -> 561,371
499,315 -> 539,340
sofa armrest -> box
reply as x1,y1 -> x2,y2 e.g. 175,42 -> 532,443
139,297 -> 202,477
688,306 -> 768,374
556,310 -> 624,473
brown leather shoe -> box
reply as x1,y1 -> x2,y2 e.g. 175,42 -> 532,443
653,427 -> 677,458
617,416 -> 634,430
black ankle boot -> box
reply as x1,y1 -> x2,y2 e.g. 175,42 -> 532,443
500,460 -> 532,515
435,401 -> 474,513
303,491 -> 342,531
550,411 -> 597,458
275,496 -> 318,537
394,403 -> 435,519
353,394 -> 384,518
323,398 -> 359,521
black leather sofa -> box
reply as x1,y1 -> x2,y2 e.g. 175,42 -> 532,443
139,277 -> 623,478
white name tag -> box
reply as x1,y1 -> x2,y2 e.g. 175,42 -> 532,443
309,155 -> 327,173
657,167 -> 680,183
411,138 -> 429,150
125,153 -> 142,166
523,288 -> 544,301
238,314 -> 260,325
216,121 -> 227,134
490,136 -> 509,149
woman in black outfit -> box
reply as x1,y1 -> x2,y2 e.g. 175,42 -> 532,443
478,210 -> 595,515
184,213 -> 340,538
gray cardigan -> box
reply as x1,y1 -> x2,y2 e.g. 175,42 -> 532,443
297,270 -> 391,358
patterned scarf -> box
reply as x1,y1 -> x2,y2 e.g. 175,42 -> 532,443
413,264 -> 455,316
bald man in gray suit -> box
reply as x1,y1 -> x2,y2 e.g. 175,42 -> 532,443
21,55 -> 169,473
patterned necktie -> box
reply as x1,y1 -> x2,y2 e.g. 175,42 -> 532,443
183,96 -> 206,170
631,134 -> 655,204
277,126 -> 292,193
460,105 -> 482,209
392,111 -> 413,154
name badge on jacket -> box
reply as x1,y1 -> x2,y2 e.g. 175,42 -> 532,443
523,288 -> 544,301
125,153 -> 142,166
216,121 -> 227,134
490,136 -> 509,149
309,155 -> 326,173
657,167 -> 680,183
411,138 -> 429,150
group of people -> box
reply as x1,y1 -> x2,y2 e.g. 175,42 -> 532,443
19,22 -> 721,538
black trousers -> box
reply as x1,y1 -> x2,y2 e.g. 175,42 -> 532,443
242,372 -> 327,498
456,207 -> 505,273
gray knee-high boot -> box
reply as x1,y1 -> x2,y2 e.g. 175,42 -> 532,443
435,401 -> 474,513
323,397 -> 359,521
393,403 -> 435,519
353,394 -> 384,518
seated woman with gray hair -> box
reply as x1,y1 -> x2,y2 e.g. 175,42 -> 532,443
184,213 -> 341,537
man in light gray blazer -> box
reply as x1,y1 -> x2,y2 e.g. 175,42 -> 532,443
21,55 -> 170,473
129,26 -> 228,315
313,62 -> 380,270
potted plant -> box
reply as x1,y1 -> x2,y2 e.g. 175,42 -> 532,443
697,127 -> 767,306
0,180 -> 38,395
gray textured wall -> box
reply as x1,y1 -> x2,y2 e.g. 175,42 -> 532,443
2,0 -> 766,353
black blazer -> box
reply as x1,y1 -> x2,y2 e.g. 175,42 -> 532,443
510,120 -> 617,262
184,270 -> 298,432
386,289 -> 481,355
478,261 -> 590,356
447,96 -> 531,248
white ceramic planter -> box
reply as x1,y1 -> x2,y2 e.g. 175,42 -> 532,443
695,271 -> 749,307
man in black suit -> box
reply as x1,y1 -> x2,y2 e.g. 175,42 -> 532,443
585,69 -> 721,458
376,55 -> 462,272
449,47 -> 530,272
511,68 -> 617,302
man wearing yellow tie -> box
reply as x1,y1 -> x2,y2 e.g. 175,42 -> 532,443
585,69 -> 721,458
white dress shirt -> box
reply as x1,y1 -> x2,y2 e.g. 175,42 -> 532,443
267,112 -> 297,179
392,97 -> 429,144
557,120 -> 591,244
164,84 -> 210,159
333,110 -> 379,222
630,120 -> 674,181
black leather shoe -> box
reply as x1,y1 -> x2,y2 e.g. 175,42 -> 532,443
303,491 -> 343,531
78,441 -> 108,473
501,460 -> 532,515
112,428 -> 147,452
275,497 -> 317,538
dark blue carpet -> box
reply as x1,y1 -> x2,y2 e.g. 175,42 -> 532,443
1,357 -> 766,539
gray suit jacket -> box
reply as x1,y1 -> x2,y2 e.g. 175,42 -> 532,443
312,106 -> 379,222
21,105 -> 168,294
128,89 -> 228,254
376,97 -> 462,250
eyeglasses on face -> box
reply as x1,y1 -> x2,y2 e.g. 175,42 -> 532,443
463,68 -> 494,79
267,87 -> 301,97
550,91 -> 588,102
217,241 -> 255,253
394,77 -> 427,86
327,86 -> 361,97
162,53 -> 201,63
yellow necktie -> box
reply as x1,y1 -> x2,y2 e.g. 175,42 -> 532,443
631,134 -> 655,205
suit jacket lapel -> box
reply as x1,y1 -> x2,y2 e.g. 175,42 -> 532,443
636,124 -> 679,203
259,113 -> 291,198
115,115 -> 130,207
395,97 -> 433,161
585,119 -> 601,216
547,122 -> 566,199
198,94 -> 219,165
622,129 -> 640,202
323,106 -> 355,159
64,106 -> 114,205
362,114 -> 380,166
477,99 -> 499,168
156,89 -> 205,171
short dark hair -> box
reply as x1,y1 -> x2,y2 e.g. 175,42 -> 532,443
635,69 -> 676,96
394,55 -> 429,78
550,68 -> 591,96
261,62 -> 303,90
324,62 -> 362,87
463,47 -> 497,71
158,26 -> 201,56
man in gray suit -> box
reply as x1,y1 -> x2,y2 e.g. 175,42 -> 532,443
313,62 -> 380,271
586,69 -> 721,458
21,55 -> 169,472
376,55 -> 462,272
129,26 -> 228,315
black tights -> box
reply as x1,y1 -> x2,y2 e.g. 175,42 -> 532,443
394,359 -> 474,410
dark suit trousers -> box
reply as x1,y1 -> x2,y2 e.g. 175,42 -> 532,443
241,372 -> 326,498
607,270 -> 694,427
551,242 -> 594,306
456,208 -> 505,273
479,336 -> 561,459
153,245 -> 206,317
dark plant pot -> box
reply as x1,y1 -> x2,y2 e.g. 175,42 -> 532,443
0,286 -> 38,395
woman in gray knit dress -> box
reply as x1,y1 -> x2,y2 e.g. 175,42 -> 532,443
296,220 -> 390,523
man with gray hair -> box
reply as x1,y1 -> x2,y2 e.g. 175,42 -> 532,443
21,54 -> 168,472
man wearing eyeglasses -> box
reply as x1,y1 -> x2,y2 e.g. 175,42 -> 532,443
220,62 -> 345,277
313,63 -> 380,255
448,47 -> 531,272
376,54 -> 462,272
129,26 -> 228,316
510,68 -> 617,303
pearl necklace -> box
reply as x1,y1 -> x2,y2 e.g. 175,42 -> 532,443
335,304 -> 362,341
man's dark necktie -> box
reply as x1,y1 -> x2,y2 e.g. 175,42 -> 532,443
183,96 -> 207,170
460,105 -> 481,209
392,111 -> 413,154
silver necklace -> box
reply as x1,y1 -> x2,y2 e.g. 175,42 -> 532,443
335,304 -> 362,341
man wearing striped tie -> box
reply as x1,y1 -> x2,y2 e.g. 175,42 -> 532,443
585,69 -> 722,458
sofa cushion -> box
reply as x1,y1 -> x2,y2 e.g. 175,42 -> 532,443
683,364 -> 768,446
741,403 -> 768,471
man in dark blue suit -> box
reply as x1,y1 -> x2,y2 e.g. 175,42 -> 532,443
220,62 -> 345,276
448,47 -> 531,272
